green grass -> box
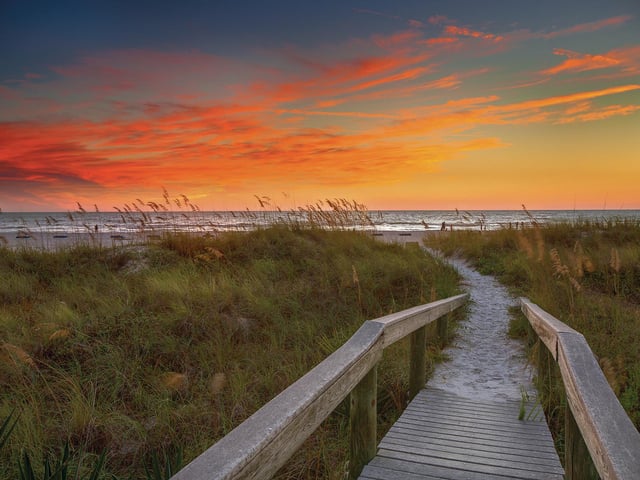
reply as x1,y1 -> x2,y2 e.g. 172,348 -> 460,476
426,219 -> 640,454
1,226 -> 461,479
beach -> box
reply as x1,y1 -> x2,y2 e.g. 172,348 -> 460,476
0,231 -> 157,250
1,229 -> 437,250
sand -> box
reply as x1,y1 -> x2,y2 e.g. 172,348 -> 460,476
0,231 -> 160,250
375,234 -> 535,402
428,255 -> 534,401
1,229 -> 439,251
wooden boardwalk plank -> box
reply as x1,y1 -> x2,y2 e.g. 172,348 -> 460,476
381,436 -> 562,467
359,387 -> 564,480
382,431 -> 560,459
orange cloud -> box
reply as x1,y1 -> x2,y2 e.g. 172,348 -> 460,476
499,85 -> 640,112
556,104 -> 640,124
347,66 -> 430,93
444,25 -> 503,42
379,85 -> 640,138
564,101 -> 592,115
274,109 -> 397,119
500,78 -> 550,90
247,51 -> 431,104
609,45 -> 640,75
422,37 -> 458,46
1,13 -> 638,211
343,69 -> 487,105
541,48 -> 620,75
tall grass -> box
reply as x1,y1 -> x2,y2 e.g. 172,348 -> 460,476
1,224 -> 461,479
426,219 -> 640,452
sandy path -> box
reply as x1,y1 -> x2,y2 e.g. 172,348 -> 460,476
428,254 -> 534,401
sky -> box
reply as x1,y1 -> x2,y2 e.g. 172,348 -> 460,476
1,0 -> 639,212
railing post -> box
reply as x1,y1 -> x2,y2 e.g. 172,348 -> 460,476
536,339 -> 548,384
437,313 -> 448,347
565,405 -> 599,480
409,326 -> 426,400
349,365 -> 377,480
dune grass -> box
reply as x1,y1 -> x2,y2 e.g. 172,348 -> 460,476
426,218 -> 640,454
1,225 -> 461,479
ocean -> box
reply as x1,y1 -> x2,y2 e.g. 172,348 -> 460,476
1,209 -> 639,236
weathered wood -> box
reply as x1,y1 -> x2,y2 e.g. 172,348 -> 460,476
350,365 -> 378,480
436,314 -> 448,347
536,338 -> 550,387
359,387 -> 564,480
383,430 -> 560,460
519,297 -> 577,360
557,331 -> 640,480
520,297 -> 640,480
565,401 -> 599,479
373,294 -> 468,347
173,294 -> 469,480
408,326 -> 426,399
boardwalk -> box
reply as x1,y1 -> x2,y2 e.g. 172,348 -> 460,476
359,387 -> 564,479
172,234 -> 640,480
360,247 -> 563,479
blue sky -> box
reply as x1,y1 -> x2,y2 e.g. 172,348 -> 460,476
1,1 -> 639,210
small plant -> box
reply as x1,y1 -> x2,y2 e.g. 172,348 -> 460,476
428,218 -> 640,451
1,201 -> 461,479
518,386 -> 529,421
518,387 -> 543,421
145,449 -> 183,480
17,443 -> 106,480
1,409 -> 19,450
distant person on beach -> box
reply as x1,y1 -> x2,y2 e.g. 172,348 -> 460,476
441,221 -> 446,231
94,225 -> 98,233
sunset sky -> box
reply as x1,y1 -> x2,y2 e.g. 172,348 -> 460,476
1,1 -> 639,212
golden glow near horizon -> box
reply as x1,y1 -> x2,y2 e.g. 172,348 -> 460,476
0,3 -> 639,211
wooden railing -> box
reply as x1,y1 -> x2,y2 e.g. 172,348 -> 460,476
171,293 -> 468,480
520,298 -> 640,480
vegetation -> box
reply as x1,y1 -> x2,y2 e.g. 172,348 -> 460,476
1,225 -> 461,479
426,218 -> 640,454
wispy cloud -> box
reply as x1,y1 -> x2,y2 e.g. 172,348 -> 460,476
539,45 -> 640,79
541,48 -> 620,75
443,25 -> 504,42
556,104 -> 640,123
542,15 -> 632,38
1,9 -> 638,210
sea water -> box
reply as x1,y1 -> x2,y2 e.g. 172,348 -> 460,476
0,209 -> 638,235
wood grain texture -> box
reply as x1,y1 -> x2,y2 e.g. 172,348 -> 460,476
359,387 -> 564,480
558,332 -> 640,480
565,401 -> 599,479
519,297 -> 577,360
372,294 -> 468,347
350,366 -> 378,480
521,298 -> 640,480
408,326 -> 426,400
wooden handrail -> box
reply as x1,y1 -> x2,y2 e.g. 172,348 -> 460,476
172,293 -> 468,480
520,298 -> 640,480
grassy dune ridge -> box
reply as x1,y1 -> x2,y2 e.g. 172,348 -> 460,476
426,218 -> 640,454
0,226 -> 461,479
